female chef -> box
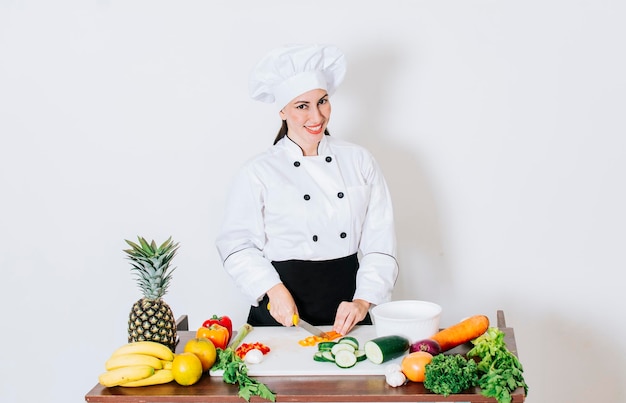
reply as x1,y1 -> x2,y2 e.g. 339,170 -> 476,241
216,44 -> 398,335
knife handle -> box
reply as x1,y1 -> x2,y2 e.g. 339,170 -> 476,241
267,303 -> 299,326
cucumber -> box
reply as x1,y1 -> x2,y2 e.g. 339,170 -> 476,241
338,336 -> 359,350
317,341 -> 337,351
364,335 -> 410,364
331,342 -> 355,356
334,349 -> 357,368
321,351 -> 335,362
313,337 -> 367,368
355,349 -> 367,362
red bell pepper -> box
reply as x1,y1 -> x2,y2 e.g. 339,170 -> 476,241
235,342 -> 271,359
202,315 -> 233,343
196,324 -> 229,350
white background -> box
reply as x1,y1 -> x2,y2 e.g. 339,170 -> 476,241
1,1 -> 624,402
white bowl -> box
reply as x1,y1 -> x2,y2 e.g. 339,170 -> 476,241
371,300 -> 442,343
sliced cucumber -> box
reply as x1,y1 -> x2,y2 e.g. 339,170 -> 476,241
355,349 -> 367,362
334,349 -> 357,368
338,336 -> 359,350
321,351 -> 335,362
317,341 -> 337,351
331,342 -> 355,356
313,338 -> 366,368
364,335 -> 410,364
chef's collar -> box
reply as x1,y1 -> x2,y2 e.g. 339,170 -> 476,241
283,134 -> 330,157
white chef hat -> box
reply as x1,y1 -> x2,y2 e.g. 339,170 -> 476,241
249,44 -> 347,110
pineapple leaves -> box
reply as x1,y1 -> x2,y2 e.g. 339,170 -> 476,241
124,236 -> 179,300
157,237 -> 175,253
139,236 -> 154,254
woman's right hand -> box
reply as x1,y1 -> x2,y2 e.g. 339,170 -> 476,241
266,283 -> 298,327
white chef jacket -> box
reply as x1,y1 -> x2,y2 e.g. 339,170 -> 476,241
216,134 -> 398,307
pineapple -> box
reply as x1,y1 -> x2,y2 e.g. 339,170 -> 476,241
124,236 -> 179,351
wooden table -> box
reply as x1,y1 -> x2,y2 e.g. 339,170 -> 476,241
85,310 -> 525,402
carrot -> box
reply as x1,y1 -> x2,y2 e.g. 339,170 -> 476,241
429,314 -> 490,352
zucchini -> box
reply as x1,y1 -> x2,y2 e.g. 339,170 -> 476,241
312,337 -> 367,368
331,342 -> 355,356
317,341 -> 337,351
334,349 -> 357,368
321,351 -> 335,362
338,336 -> 359,350
355,350 -> 367,362
364,335 -> 410,364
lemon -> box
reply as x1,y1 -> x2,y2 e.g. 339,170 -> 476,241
171,352 -> 203,386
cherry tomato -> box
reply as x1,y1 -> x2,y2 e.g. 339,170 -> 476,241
401,351 -> 433,382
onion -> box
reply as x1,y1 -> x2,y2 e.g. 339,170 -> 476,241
409,339 -> 441,355
244,348 -> 264,364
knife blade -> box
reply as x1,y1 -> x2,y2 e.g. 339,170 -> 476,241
293,315 -> 329,338
267,303 -> 329,338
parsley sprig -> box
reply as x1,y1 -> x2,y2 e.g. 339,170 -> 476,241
212,324 -> 277,402
467,327 -> 529,403
423,353 -> 479,396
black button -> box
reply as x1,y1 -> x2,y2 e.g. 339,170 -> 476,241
337,192 -> 344,198
325,156 -> 332,163
304,194 -> 310,200
312,235 -> 318,242
340,232 -> 347,238
294,161 -> 301,167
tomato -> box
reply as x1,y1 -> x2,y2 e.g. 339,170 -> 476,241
401,351 -> 433,382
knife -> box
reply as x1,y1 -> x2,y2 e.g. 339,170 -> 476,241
293,315 -> 329,338
267,303 -> 329,338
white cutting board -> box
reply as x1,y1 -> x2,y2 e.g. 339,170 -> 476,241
209,325 -> 405,376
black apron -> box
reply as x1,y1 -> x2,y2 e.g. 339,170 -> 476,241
247,253 -> 372,326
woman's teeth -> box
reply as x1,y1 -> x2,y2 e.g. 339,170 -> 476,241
306,124 -> 323,134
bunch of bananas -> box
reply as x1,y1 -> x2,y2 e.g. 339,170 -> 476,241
98,341 -> 175,387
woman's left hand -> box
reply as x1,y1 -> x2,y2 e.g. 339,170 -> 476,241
333,299 -> 371,335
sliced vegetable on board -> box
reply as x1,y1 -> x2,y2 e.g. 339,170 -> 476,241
235,342 -> 271,359
334,349 -> 357,368
311,337 -> 367,368
298,330 -> 342,346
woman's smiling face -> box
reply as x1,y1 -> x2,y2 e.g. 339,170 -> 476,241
280,88 -> 331,156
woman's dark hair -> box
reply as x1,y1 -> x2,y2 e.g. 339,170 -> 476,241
273,120 -> 330,145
